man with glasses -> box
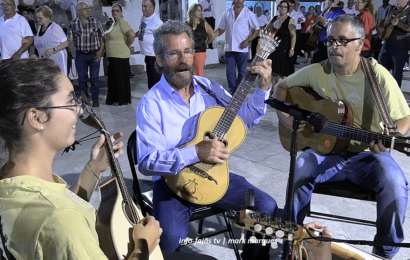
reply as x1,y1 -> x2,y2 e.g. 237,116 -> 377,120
308,0 -> 344,63
376,0 -> 410,87
136,0 -> 163,90
273,15 -> 410,259
67,1 -> 105,107
137,20 -> 277,260
214,0 -> 260,94
0,0 -> 33,62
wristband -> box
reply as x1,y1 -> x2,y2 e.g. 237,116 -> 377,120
290,48 -> 294,50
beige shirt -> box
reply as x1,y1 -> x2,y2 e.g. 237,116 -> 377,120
105,18 -> 132,58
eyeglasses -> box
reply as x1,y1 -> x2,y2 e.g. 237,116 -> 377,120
164,49 -> 194,60
79,7 -> 90,11
278,5 -> 288,8
21,91 -> 83,125
111,9 -> 121,12
1,3 -> 14,6
324,37 -> 361,47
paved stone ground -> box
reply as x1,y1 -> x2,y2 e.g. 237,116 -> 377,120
54,56 -> 410,259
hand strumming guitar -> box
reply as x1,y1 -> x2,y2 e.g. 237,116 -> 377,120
128,216 -> 163,260
303,222 -> 332,260
195,137 -> 230,164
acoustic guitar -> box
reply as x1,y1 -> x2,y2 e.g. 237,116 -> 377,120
234,209 -> 384,260
275,87 -> 410,156
307,1 -> 334,46
80,108 -> 163,260
163,29 -> 280,205
377,6 -> 409,40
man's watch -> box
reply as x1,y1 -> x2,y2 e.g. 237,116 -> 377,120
16,52 -> 22,56
290,48 -> 294,50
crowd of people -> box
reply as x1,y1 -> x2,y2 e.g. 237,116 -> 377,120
1,0 -> 410,259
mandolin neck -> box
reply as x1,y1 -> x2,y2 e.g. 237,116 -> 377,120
101,130 -> 140,224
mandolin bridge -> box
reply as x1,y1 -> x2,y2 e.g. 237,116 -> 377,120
189,165 -> 218,185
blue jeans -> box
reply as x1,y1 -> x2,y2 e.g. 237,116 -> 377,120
225,52 -> 248,93
378,43 -> 409,88
153,173 -> 277,260
75,50 -> 101,101
284,149 -> 408,259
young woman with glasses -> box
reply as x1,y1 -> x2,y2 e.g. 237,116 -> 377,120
0,59 -> 162,260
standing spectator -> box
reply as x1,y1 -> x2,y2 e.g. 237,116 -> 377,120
301,6 -> 317,63
288,0 -> 305,64
0,0 -> 33,62
136,0 -> 163,90
214,0 -> 260,94
376,0 -> 410,87
309,0 -> 344,63
300,5 -> 306,15
34,6 -> 68,75
343,0 -> 359,15
20,9 -> 36,34
356,0 -> 375,58
251,6 -> 269,60
200,0 -> 215,49
67,2 -> 104,107
264,9 -> 270,19
267,0 -> 296,84
314,4 -> 322,16
17,0 -> 37,13
376,0 -> 392,25
185,3 -> 214,76
338,1 -> 345,9
105,3 -> 135,106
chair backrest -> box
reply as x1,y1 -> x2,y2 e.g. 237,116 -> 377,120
126,130 -> 150,216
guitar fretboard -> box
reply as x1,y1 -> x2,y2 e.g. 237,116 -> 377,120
213,56 -> 264,138
322,121 -> 395,147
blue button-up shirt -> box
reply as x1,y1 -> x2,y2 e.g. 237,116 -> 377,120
136,75 -> 271,178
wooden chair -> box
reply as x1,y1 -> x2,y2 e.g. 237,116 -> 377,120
126,130 -> 240,260
307,181 -> 377,226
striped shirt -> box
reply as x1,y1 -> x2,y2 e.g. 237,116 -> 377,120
67,16 -> 104,53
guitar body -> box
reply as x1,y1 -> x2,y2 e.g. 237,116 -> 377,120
278,87 -> 353,154
96,177 -> 164,260
164,107 -> 246,205
379,25 -> 394,40
307,24 -> 323,46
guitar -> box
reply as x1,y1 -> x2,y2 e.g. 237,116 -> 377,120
163,29 -> 280,205
377,6 -> 409,40
80,108 -> 163,260
307,1 -> 334,46
234,209 -> 384,260
275,87 -> 410,156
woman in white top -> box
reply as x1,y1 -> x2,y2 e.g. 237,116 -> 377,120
34,6 -> 69,75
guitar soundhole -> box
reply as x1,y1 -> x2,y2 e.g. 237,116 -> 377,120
204,132 -> 228,147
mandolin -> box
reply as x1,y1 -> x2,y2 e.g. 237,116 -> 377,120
307,1 -> 334,46
163,28 -> 280,205
234,209 -> 384,260
80,107 -> 163,260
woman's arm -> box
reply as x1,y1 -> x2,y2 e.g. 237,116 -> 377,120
204,21 -> 215,46
288,18 -> 296,57
125,29 -> 136,48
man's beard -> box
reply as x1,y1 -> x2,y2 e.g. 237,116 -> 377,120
163,62 -> 194,90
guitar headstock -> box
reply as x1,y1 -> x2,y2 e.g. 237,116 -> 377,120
233,209 -> 318,247
76,92 -> 106,132
257,29 -> 281,59
391,135 -> 410,156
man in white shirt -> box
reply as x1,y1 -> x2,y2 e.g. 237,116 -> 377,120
343,0 -> 359,15
289,0 -> 306,64
200,0 -> 215,49
0,0 -> 33,62
136,0 -> 163,89
376,0 -> 392,25
251,6 -> 268,60
214,0 -> 260,94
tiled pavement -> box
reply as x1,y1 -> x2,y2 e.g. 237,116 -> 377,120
54,56 -> 410,259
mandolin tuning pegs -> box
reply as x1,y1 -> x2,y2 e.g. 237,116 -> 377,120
254,223 -> 263,232
262,235 -> 267,246
288,233 -> 293,241
240,229 -> 245,241
271,239 -> 278,249
275,230 -> 285,238
265,227 -> 274,235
